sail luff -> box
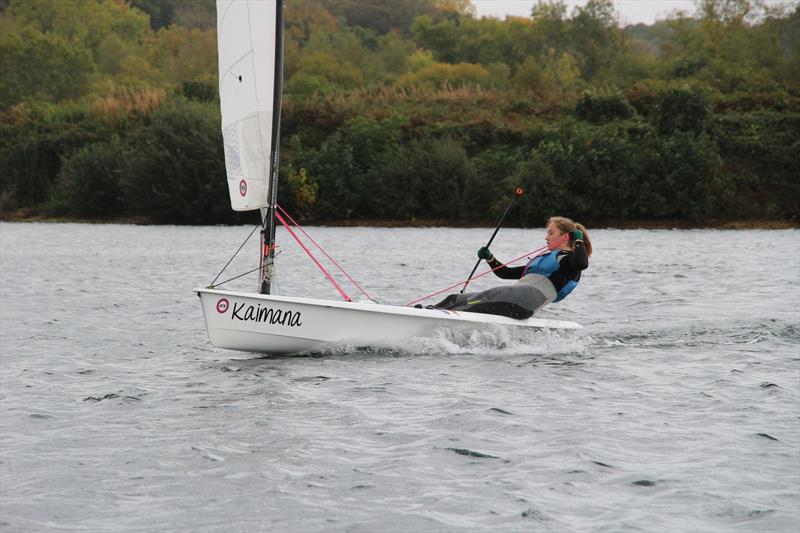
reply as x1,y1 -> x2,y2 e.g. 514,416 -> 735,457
216,0 -> 280,212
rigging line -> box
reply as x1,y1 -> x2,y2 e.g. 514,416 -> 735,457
274,210 -> 352,302
276,204 -> 376,302
461,187 -> 524,294
211,265 -> 261,288
212,251 -> 282,288
405,236 -> 569,307
209,223 -> 261,287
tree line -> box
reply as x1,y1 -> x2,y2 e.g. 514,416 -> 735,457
1,0 -> 798,225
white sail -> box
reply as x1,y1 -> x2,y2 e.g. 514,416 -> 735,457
216,0 -> 281,211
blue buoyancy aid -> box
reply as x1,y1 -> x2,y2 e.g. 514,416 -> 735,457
522,250 -> 578,302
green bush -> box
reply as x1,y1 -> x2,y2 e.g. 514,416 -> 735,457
0,102 -> 119,212
508,149 -> 572,225
364,136 -> 481,220
55,137 -> 130,217
404,137 -> 478,219
711,112 -> 800,219
652,87 -> 709,135
472,146 -> 527,220
574,93 -> 636,124
284,72 -> 339,97
0,26 -> 94,109
292,117 -> 403,219
181,80 -> 217,102
655,131 -> 724,220
507,122 -> 641,222
119,99 -> 232,223
503,120 -> 729,223
368,142 -> 424,219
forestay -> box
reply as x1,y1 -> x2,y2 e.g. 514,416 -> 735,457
216,0 -> 281,211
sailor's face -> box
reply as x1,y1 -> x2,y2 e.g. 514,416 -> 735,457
545,222 -> 564,248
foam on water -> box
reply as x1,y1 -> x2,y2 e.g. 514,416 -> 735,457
293,326 -> 590,358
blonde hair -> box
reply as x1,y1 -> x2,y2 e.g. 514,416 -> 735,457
547,216 -> 593,256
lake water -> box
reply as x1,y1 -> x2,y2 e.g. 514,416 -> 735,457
1,222 -> 798,532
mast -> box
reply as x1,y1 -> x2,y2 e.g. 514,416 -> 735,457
259,0 -> 285,294
216,0 -> 285,293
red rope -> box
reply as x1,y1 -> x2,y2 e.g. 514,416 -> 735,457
274,210 -> 352,302
405,235 -> 569,307
276,204 -> 375,301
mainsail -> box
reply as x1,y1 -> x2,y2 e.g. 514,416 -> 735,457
216,0 -> 283,211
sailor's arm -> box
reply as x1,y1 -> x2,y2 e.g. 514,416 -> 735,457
566,240 -> 589,271
485,256 -> 525,279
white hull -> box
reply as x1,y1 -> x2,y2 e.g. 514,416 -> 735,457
196,288 -> 581,355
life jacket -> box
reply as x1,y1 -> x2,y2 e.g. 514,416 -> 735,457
522,249 -> 578,302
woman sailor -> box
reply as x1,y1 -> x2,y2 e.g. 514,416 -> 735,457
432,216 -> 591,319
480,215 -> 591,304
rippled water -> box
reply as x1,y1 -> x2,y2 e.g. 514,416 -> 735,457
1,222 -> 798,532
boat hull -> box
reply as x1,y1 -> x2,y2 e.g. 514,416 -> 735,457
196,288 -> 581,355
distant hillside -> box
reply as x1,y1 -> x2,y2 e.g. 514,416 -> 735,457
1,0 -> 798,225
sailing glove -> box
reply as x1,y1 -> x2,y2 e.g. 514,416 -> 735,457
477,247 -> 493,261
570,229 -> 584,243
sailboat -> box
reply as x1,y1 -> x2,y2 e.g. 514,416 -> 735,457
196,0 -> 581,355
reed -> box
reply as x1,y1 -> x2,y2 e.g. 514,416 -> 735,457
91,86 -> 167,121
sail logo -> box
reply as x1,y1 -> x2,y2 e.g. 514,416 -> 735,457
216,298 -> 230,313
239,179 -> 247,196
229,301 -> 303,328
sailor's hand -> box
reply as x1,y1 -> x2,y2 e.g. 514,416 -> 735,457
477,247 -> 493,261
569,229 -> 584,243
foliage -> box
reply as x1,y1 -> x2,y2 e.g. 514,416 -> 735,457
710,111 -> 800,218
288,117 -> 403,219
130,0 -> 175,31
396,62 -> 491,89
316,0 -> 442,36
0,23 -> 95,108
1,0 -> 214,108
574,92 -> 635,123
286,167 -> 319,219
386,137 -> 479,219
1,0 -> 798,224
118,99 -> 230,224
8,0 -> 151,54
181,80 -> 217,102
55,136 -> 130,217
0,101 -> 121,211
511,51 -> 582,100
652,87 -> 710,134
147,25 -> 217,86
